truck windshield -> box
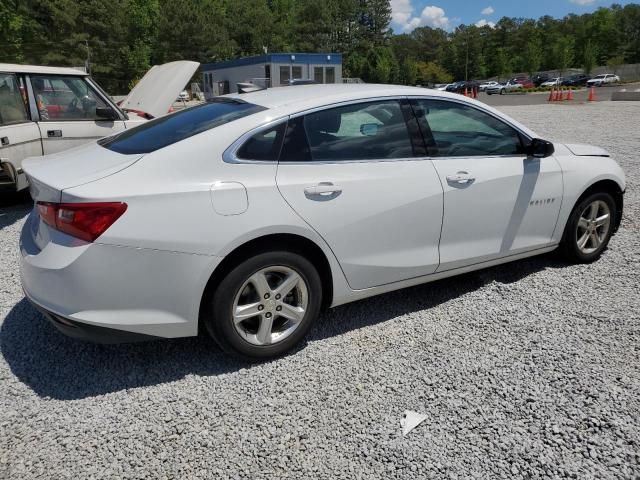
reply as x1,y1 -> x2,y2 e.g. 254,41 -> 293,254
99,98 -> 266,154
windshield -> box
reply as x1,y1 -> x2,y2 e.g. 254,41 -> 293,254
594,75 -> 606,79
99,98 -> 266,154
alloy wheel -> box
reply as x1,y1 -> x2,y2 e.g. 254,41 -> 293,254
232,266 -> 309,346
576,200 -> 611,255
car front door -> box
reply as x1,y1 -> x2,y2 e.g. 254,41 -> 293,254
411,98 -> 562,272
275,98 -> 444,290
0,73 -> 42,190
30,74 -> 126,155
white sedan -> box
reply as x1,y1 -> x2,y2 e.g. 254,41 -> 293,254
20,84 -> 625,358
587,74 -> 620,87
541,77 -> 563,87
479,81 -> 499,91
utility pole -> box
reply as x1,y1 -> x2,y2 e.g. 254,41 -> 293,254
85,40 -> 91,74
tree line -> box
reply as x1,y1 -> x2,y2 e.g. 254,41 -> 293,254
1,0 -> 639,93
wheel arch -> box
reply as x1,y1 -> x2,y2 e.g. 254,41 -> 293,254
198,233 -> 335,331
574,178 -> 624,233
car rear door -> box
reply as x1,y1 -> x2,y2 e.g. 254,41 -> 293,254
29,74 -> 126,155
275,98 -> 444,290
411,97 -> 562,272
0,72 -> 42,190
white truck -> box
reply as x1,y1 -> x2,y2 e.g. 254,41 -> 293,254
0,61 -> 198,191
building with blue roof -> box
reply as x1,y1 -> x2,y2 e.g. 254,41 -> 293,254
202,53 -> 342,97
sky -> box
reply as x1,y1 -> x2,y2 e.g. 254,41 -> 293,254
390,0 -> 637,32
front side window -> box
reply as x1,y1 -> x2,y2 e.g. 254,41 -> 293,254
100,98 -> 266,155
0,73 -> 29,125
281,100 -> 414,162
413,99 -> 524,157
236,122 -> 286,161
30,75 -> 110,121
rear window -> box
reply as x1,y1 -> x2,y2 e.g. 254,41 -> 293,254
99,98 -> 266,154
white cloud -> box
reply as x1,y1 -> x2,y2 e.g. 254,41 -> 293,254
391,0 -> 450,32
475,19 -> 496,28
481,6 -> 494,15
569,0 -> 595,4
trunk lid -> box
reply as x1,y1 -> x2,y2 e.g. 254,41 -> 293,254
119,60 -> 200,119
23,142 -> 143,202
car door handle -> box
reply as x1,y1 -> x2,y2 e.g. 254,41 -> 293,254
304,183 -> 342,196
0,136 -> 9,147
47,130 -> 63,138
446,172 -> 475,184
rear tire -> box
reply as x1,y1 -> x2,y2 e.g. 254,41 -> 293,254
205,251 -> 322,359
559,192 -> 616,263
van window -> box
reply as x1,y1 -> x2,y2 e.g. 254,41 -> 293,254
30,75 -> 111,121
0,74 -> 29,125
100,98 -> 266,155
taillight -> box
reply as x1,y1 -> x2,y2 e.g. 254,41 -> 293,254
36,201 -> 127,242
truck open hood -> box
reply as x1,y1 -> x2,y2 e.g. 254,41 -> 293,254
564,143 -> 610,157
119,61 -> 200,119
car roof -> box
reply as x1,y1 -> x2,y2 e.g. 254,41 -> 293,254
0,63 -> 88,76
228,83 -> 465,112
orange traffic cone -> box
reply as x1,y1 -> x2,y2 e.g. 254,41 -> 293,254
567,88 -> 574,101
553,88 -> 560,102
588,87 -> 596,102
548,88 -> 554,102
464,87 -> 469,97
474,87 -> 478,99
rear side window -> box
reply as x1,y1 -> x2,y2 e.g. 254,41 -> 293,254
281,100 -> 414,162
100,99 -> 266,154
236,122 -> 286,161
0,74 -> 29,125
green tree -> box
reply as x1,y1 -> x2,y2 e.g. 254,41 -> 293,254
582,40 -> 597,74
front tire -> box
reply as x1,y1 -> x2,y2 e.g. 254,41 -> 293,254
559,192 -> 616,263
205,251 -> 322,359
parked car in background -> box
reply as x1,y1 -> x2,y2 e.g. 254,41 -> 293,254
177,90 -> 190,101
532,73 -> 551,87
0,61 -> 199,191
486,81 -> 523,95
20,84 -> 625,359
562,74 -> 591,87
446,80 -> 480,94
511,76 -> 534,89
541,77 -> 563,88
587,74 -> 620,87
434,83 -> 452,91
479,81 -> 499,92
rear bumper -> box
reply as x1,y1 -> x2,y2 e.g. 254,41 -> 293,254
19,210 -> 222,340
29,297 -> 159,343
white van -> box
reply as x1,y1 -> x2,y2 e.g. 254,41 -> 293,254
0,61 -> 199,191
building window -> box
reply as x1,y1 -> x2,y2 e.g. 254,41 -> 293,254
314,67 -> 323,84
292,66 -> 302,80
280,66 -> 290,86
325,67 -> 335,83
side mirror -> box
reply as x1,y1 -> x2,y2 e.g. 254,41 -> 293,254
527,138 -> 554,158
96,107 -> 118,121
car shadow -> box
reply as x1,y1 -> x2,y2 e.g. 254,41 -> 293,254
0,254 -> 567,401
0,191 -> 32,229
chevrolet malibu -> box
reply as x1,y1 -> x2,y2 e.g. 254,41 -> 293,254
20,84 -> 625,358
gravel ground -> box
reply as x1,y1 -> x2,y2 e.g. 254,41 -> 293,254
1,102 -> 638,479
